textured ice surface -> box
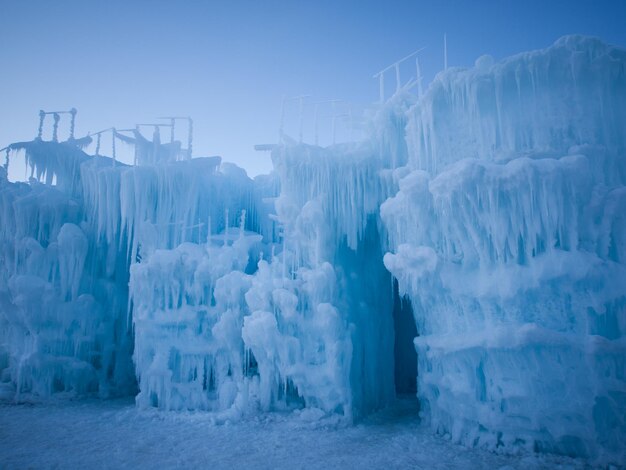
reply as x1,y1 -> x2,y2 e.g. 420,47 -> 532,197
0,398 -> 592,470
382,36 -> 626,463
0,36 -> 624,465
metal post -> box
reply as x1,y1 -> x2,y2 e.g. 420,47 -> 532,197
395,63 -> 401,92
279,95 -> 286,143
152,126 -> 160,164
374,47 -> 424,104
52,113 -> 60,142
95,133 -> 101,156
69,108 -> 77,140
416,56 -> 424,99
37,110 -> 45,140
111,128 -> 116,165
134,125 -> 139,166
187,118 -> 193,159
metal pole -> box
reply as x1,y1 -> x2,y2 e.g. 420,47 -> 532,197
416,56 -> 424,99
134,125 -> 139,165
95,133 -> 101,155
187,118 -> 193,159
52,113 -> 60,142
37,110 -> 45,140
112,128 -> 116,165
69,108 -> 77,140
395,63 -> 401,93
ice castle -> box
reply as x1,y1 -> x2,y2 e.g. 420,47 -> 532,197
0,36 -> 624,464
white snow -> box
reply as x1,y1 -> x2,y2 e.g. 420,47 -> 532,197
0,398 -> 591,469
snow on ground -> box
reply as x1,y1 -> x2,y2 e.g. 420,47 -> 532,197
0,398 -> 588,469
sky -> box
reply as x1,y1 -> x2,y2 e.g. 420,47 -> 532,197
1,0 -> 625,177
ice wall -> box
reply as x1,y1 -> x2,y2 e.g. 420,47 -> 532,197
271,140 -> 407,415
0,150 -> 134,399
382,36 -> 626,463
130,235 -> 353,417
0,141 -> 278,401
408,36 -> 626,175
129,141 -> 398,419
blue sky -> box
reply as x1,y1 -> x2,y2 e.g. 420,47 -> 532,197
1,0 -> 625,176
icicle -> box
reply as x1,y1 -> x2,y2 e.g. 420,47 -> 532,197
239,209 -> 246,239
95,133 -> 101,156
282,242 -> 287,285
224,208 -> 229,246
206,216 -> 212,246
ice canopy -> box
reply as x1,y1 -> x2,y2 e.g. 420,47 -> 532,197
0,36 -> 624,464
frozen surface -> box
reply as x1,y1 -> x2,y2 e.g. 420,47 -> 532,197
382,36 -> 626,463
0,398 -> 590,469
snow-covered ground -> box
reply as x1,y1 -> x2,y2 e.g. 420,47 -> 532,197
0,398 -> 588,469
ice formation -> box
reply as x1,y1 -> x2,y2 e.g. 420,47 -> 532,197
0,36 -> 624,464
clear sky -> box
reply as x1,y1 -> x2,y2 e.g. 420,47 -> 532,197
1,0 -> 625,177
